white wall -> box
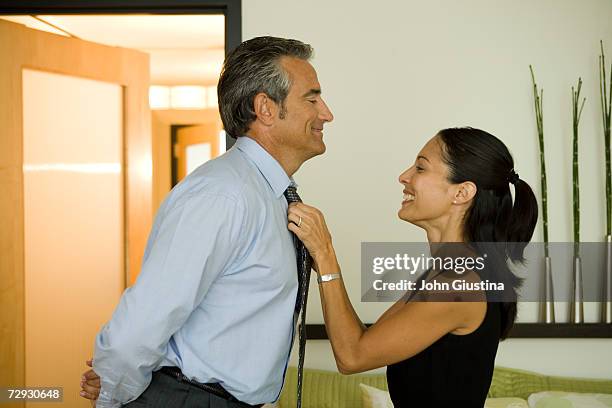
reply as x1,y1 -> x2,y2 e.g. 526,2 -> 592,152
244,0 -> 612,379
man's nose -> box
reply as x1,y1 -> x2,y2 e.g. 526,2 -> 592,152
319,99 -> 334,122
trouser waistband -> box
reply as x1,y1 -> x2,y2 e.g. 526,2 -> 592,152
158,366 -> 264,408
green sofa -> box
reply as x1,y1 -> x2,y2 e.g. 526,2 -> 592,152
277,366 -> 612,408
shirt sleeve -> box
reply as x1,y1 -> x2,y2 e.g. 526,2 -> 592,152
93,192 -> 245,406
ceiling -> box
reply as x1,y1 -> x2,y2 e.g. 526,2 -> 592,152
0,14 -> 225,85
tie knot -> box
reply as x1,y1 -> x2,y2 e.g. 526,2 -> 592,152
284,185 -> 302,203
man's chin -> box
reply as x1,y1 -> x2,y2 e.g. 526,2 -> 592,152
300,141 -> 327,163
310,142 -> 326,157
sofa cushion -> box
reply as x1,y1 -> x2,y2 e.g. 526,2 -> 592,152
358,382 -> 529,408
528,391 -> 612,408
359,383 -> 394,408
485,397 -> 529,408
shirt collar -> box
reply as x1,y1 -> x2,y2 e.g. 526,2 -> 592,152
235,136 -> 294,198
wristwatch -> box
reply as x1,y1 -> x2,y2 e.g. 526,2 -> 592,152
317,273 -> 341,284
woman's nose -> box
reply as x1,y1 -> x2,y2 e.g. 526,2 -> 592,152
398,167 -> 413,184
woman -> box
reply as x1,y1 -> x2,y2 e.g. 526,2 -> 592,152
288,127 -> 538,407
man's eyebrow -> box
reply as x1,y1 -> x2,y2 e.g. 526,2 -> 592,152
417,155 -> 430,163
302,89 -> 321,98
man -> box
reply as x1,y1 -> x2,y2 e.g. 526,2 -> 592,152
80,36 -> 333,407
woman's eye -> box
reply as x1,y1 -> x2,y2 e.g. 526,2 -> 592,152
416,166 -> 424,172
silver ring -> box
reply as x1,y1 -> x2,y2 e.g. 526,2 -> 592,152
298,216 -> 302,227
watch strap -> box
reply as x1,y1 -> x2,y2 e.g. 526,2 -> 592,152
317,273 -> 341,284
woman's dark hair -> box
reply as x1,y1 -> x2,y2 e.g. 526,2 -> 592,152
437,127 -> 538,339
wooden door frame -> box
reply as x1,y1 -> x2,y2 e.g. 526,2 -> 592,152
151,109 -> 222,211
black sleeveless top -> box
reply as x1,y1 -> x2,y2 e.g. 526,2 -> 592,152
386,299 -> 501,407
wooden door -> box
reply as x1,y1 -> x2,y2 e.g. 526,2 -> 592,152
0,19 -> 152,407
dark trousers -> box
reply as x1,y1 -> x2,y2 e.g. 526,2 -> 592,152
124,371 -> 257,408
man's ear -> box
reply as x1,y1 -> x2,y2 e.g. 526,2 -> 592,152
253,92 -> 278,126
453,181 -> 477,204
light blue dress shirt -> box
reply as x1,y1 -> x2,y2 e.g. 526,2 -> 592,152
94,136 -> 299,407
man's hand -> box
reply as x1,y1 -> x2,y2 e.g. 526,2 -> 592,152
80,359 -> 101,402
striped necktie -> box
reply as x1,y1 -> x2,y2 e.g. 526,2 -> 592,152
284,185 -> 312,408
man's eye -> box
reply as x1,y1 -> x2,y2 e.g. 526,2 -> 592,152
307,99 -> 317,104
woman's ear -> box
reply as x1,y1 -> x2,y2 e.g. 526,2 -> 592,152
453,181 -> 477,204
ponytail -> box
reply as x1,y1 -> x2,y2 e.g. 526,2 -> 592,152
507,178 -> 538,262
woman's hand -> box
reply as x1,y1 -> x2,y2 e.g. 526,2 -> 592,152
287,202 -> 336,266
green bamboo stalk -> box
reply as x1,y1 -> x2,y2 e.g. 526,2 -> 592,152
530,65 -> 549,257
600,40 -> 612,236
572,78 -> 585,258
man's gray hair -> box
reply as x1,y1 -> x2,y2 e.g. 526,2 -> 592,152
217,36 -> 313,138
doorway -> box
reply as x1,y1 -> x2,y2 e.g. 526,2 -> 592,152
0,2 -> 241,406
171,123 -> 222,186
